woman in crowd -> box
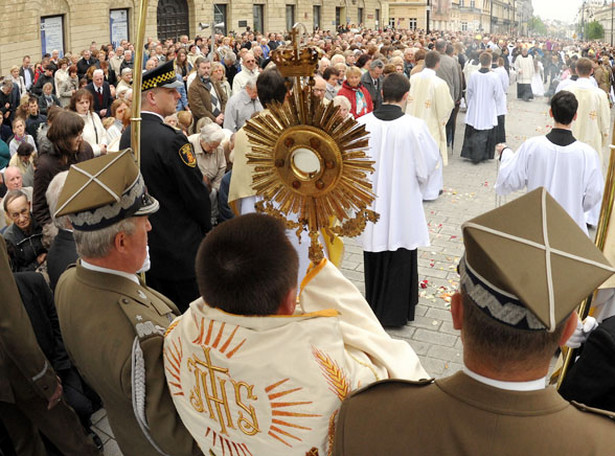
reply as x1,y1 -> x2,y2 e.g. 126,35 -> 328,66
9,118 -> 37,157
9,65 -> 27,97
210,62 -> 232,100
99,61 -> 117,89
32,110 -> 94,227
38,82 -> 61,116
337,66 -> 373,119
175,48 -> 193,90
58,65 -> 79,107
54,58 -> 70,92
69,89 -> 107,157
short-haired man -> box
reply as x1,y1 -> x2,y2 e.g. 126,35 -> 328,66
232,51 -> 260,95
20,55 -> 35,91
435,39 -> 462,146
2,189 -> 46,272
223,75 -> 262,132
120,60 -> 211,312
496,90 -> 603,234
77,50 -> 98,81
514,47 -> 535,101
460,52 -> 505,164
25,97 -> 47,141
334,188 -> 615,455
54,150 -> 201,456
164,213 -> 428,456
359,73 -> 440,327
563,57 -> 610,168
188,57 -> 227,125
86,69 -> 113,118
406,50 -> 454,199
360,59 -> 384,109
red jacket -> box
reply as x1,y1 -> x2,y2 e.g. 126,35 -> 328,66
337,80 -> 373,118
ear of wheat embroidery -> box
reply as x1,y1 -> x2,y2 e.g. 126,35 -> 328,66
312,347 -> 350,401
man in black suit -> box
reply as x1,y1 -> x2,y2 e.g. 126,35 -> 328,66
86,69 -> 112,118
119,60 -> 211,312
360,59 -> 384,110
19,55 -> 35,92
76,50 -> 98,80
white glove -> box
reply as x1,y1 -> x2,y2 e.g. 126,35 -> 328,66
565,316 -> 599,349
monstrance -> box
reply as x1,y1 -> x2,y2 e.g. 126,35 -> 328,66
243,23 -> 379,263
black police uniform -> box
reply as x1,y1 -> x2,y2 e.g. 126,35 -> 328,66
120,114 -> 211,311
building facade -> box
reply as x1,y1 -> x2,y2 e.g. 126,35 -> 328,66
0,0 -> 383,75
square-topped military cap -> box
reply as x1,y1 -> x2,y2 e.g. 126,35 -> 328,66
54,149 -> 159,231
141,59 -> 183,91
459,187 -> 615,332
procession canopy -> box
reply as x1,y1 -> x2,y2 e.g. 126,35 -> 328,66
244,23 -> 379,264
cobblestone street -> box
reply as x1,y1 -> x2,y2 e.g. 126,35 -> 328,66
339,87 -> 552,378
95,87 -> 562,454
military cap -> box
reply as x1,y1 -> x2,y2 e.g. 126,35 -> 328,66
141,59 -> 183,91
459,187 -> 615,332
54,149 -> 159,231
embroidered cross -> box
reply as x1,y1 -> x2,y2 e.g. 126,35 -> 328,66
589,110 -> 598,121
424,100 -> 432,109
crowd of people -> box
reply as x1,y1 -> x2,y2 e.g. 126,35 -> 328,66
1,24 -> 615,456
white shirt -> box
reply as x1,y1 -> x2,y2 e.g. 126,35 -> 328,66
465,70 -> 505,130
81,259 -> 140,285
463,365 -> 546,392
359,111 -> 440,252
495,134 -> 603,234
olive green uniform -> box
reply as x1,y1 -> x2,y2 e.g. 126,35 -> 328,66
56,262 -> 201,456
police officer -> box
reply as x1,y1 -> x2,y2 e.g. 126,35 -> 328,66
120,59 -> 211,312
54,150 -> 201,456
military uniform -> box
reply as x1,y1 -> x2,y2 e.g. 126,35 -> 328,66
334,372 -> 615,456
120,113 -> 210,312
334,188 -> 615,455
56,263 -> 199,456
0,237 -> 100,456
53,150 -> 202,456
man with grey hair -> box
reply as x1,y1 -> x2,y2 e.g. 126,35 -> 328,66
223,75 -> 262,132
109,46 -> 124,75
232,51 -> 260,95
115,67 -> 133,98
189,122 -> 227,225
54,150 -> 201,456
86,68 -> 112,117
435,39 -> 462,148
361,59 -> 384,109
45,171 -> 77,291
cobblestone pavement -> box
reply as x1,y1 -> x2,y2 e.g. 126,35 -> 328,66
337,86 -> 553,379
95,87 -> 559,454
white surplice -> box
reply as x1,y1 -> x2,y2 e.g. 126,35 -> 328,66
359,111 -> 440,252
564,78 -> 611,164
514,54 -> 534,84
407,68 -> 454,165
495,135 -> 603,234
465,70 -> 505,131
493,66 -> 509,116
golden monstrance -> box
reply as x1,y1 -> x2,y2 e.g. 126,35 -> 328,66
243,24 -> 379,263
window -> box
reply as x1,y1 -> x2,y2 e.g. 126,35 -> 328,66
470,0 -> 475,7
286,5 -> 295,32
313,5 -> 321,30
388,17 -> 395,28
336,7 -> 342,27
375,9 -> 380,26
214,4 -> 227,34
253,4 -> 264,33
459,0 -> 464,6
461,21 -> 468,31
358,8 -> 364,25
409,17 -> 417,29
40,15 -> 65,57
